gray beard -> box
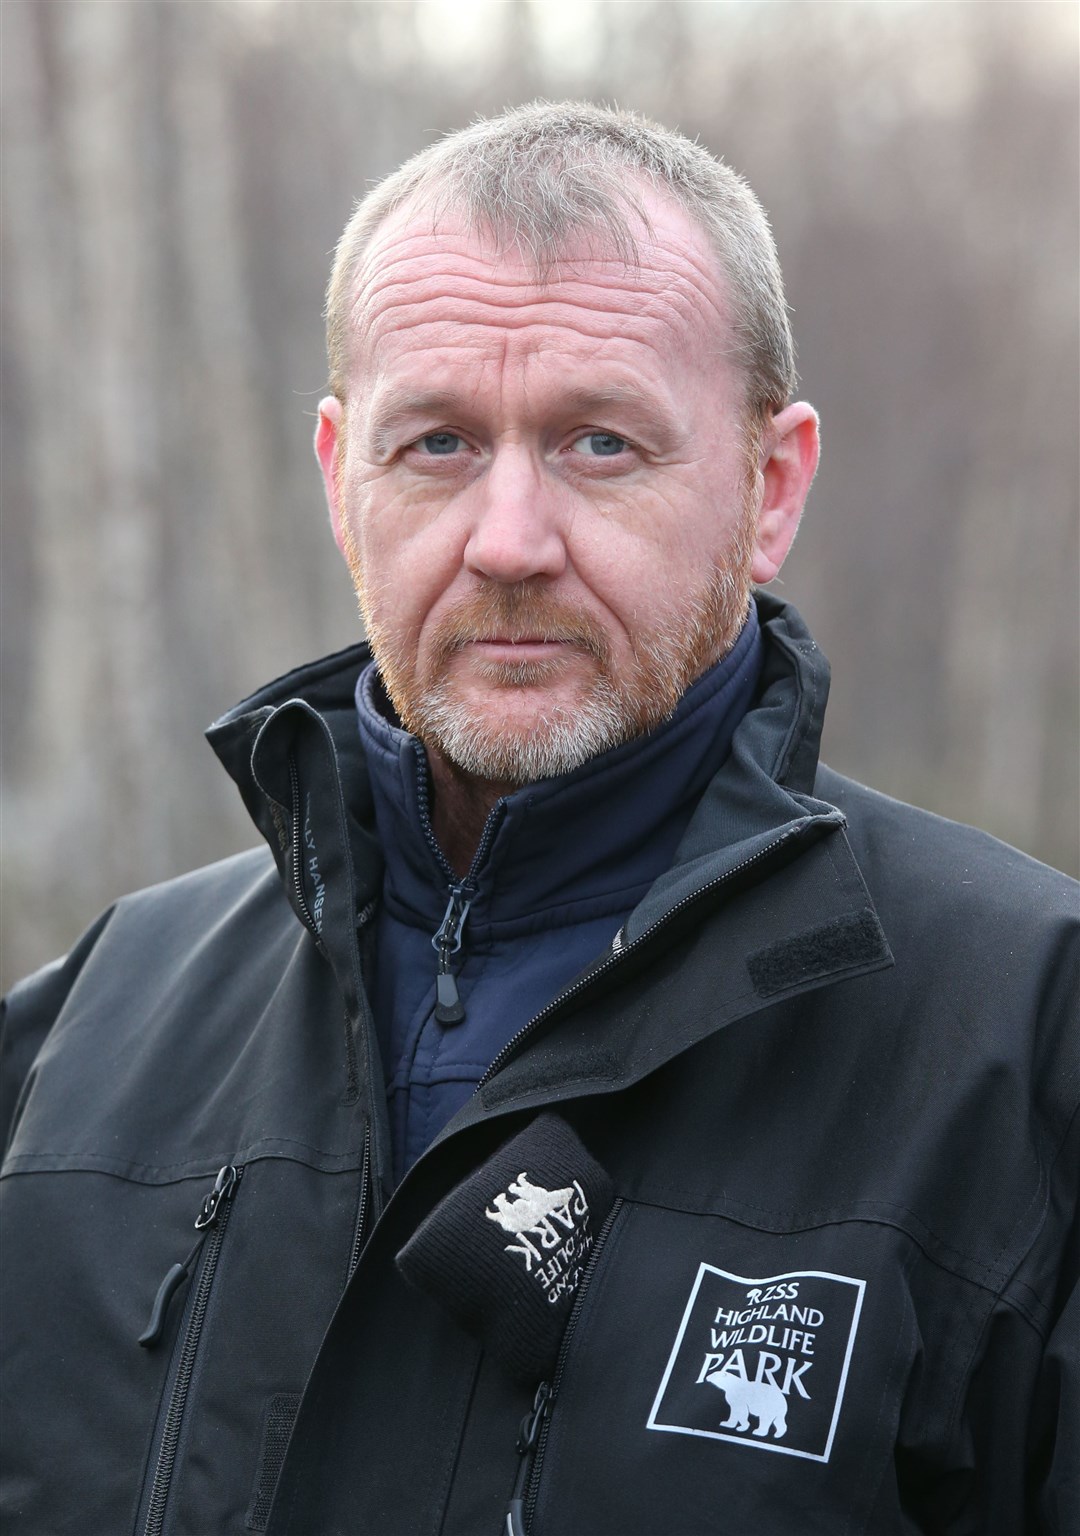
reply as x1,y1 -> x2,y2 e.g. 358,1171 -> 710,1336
413,671 -> 636,785
397,575 -> 751,786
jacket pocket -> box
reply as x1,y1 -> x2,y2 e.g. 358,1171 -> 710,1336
525,1201 -> 920,1536
507,1198 -> 625,1535
135,1164 -> 244,1536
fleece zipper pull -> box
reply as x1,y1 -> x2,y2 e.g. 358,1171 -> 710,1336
431,884 -> 473,1024
138,1165 -> 239,1348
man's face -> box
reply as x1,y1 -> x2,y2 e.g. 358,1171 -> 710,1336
318,192 -> 810,785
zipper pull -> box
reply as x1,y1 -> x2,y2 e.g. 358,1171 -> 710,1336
138,1165 -> 238,1348
194,1163 -> 238,1229
431,886 -> 473,1025
505,1381 -> 551,1536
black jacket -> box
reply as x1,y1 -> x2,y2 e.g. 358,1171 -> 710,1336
1,596 -> 1077,1535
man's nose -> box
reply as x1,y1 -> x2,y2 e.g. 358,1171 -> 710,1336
462,446 -> 567,584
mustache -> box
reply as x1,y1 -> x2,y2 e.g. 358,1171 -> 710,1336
429,586 -> 612,665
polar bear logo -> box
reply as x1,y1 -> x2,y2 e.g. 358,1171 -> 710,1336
485,1173 -> 577,1235
705,1370 -> 787,1439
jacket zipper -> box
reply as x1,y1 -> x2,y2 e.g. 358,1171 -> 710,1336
414,749 -> 506,1027
288,752 -> 332,961
505,1198 -> 623,1535
288,756 -> 318,935
139,1164 -> 243,1536
505,1382 -> 552,1536
342,899 -> 378,1103
478,822 -> 824,1091
346,1124 -> 371,1284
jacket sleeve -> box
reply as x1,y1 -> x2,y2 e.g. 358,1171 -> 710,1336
0,907 -> 115,1158
1039,1276 -> 1079,1533
1036,1110 -> 1080,1535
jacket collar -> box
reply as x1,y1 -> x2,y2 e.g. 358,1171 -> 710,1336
205,596 -> 892,1117
205,594 -> 823,859
625,590 -> 837,943
206,644 -> 382,1026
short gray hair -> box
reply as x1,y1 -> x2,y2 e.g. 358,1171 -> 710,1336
325,100 -> 796,422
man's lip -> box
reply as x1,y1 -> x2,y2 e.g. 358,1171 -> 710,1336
463,637 -> 575,658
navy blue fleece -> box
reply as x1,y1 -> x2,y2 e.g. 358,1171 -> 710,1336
356,608 -> 763,1178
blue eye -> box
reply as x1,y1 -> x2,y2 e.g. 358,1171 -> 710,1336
571,432 -> 628,457
418,433 -> 463,455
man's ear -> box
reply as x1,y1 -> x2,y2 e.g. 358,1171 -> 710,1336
315,396 -> 346,553
751,402 -> 820,585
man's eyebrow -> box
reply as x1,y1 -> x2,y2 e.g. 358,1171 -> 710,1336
553,384 -> 680,443
364,391 -> 464,459
363,381 -> 680,458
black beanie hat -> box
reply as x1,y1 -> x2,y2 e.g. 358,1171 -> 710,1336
396,1113 -> 614,1383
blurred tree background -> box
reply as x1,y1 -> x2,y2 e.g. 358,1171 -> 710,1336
2,0 -> 1077,990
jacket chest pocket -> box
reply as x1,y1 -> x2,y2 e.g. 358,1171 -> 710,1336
136,1164 -> 244,1535
526,1201 -> 922,1536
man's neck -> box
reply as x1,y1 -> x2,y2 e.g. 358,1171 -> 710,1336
426,749 -> 516,879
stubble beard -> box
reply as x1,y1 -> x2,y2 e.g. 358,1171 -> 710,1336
343,492 -> 756,788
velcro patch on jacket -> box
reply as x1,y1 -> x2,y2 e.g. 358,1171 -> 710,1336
246,1392 -> 302,1530
483,1047 -> 622,1105
746,910 -> 887,997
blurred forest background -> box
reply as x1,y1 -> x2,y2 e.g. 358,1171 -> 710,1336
1,0 -> 1077,990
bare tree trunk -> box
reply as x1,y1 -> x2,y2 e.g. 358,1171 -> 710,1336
164,2 -> 276,667
2,0 -> 106,967
61,0 -> 171,879
2,0 -> 172,978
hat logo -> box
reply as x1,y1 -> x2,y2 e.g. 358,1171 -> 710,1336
486,1172 -> 592,1304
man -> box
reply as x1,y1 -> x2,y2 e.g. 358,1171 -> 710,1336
1,103 -> 1076,1535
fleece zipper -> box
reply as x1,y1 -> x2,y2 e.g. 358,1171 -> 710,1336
414,750 -> 507,1027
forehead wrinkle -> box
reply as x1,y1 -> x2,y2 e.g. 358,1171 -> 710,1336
354,261 -> 717,331
356,199 -> 723,293
350,236 -> 728,350
357,282 -> 728,378
349,223 -> 739,422
346,187 -> 736,375
365,309 -> 671,356
351,224 -> 640,305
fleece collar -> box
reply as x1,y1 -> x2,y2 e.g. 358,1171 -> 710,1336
353,607 -> 764,938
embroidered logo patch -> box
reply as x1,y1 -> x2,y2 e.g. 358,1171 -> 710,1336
485,1173 -> 593,1305
647,1264 -> 865,1462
